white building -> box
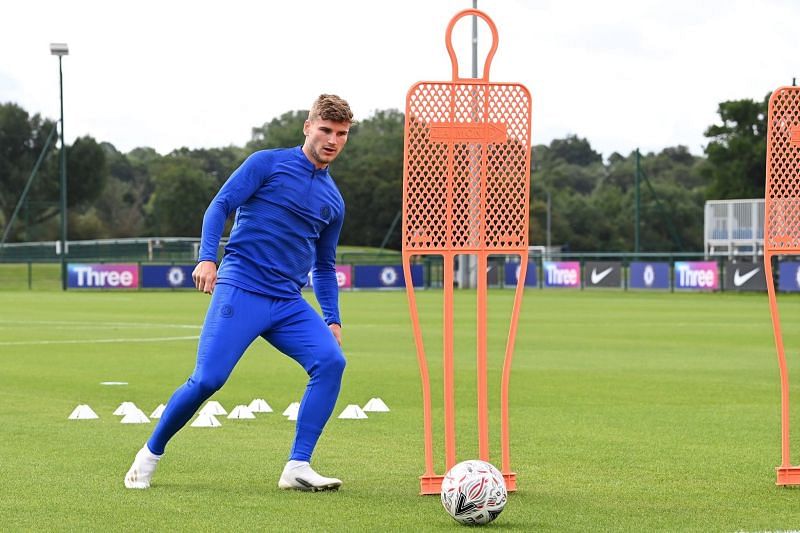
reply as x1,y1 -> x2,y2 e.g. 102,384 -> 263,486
704,199 -> 764,259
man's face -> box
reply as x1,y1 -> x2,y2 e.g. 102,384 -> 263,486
303,118 -> 350,168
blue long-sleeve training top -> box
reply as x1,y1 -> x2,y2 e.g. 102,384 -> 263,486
198,146 -> 345,326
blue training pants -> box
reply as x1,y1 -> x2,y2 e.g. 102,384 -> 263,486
147,283 -> 346,461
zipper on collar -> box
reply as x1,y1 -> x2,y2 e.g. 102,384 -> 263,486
308,168 -> 316,193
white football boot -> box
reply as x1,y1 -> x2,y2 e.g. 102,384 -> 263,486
124,445 -> 162,489
278,461 -> 342,491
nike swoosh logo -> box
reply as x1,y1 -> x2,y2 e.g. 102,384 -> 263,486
733,268 -> 760,286
591,267 -> 613,284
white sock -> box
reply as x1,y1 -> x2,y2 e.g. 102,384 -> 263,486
286,460 -> 309,470
143,445 -> 163,460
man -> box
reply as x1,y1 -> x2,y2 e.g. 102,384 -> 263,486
124,94 -> 353,492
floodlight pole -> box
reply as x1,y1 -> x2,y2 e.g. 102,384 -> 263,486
635,148 -> 641,255
472,0 -> 478,78
51,43 -> 68,290
58,55 -> 66,290
546,190 -> 551,251
457,0 -> 480,289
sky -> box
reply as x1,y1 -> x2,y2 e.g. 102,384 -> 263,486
1,0 -> 797,160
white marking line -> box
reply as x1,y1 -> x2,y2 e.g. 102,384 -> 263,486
0,320 -> 198,329
0,335 -> 199,346
0,325 -> 197,331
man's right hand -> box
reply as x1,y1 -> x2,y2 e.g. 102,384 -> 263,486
192,260 -> 218,294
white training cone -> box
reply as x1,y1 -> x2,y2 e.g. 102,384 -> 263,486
282,402 -> 300,418
338,404 -> 368,419
362,398 -> 390,412
191,413 -> 221,427
248,398 -> 273,413
227,405 -> 256,419
120,408 -> 150,424
150,404 -> 166,418
199,400 -> 227,416
68,404 -> 99,419
113,401 -> 138,416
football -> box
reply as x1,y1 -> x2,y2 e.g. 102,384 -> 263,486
440,460 -> 507,525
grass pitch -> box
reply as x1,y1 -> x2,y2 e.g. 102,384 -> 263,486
2,288 -> 800,531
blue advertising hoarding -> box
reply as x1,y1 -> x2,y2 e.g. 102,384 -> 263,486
305,265 -> 353,289
141,265 -> 195,288
353,265 -> 424,289
629,262 -> 670,289
779,261 -> 800,292
504,262 -> 537,287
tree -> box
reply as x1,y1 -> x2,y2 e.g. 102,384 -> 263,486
545,134 -> 603,166
530,140 -> 705,252
332,109 -> 405,248
0,99 -> 721,251
0,103 -> 58,239
91,176 -> 143,237
170,145 -> 247,187
0,106 -> 108,240
91,143 -> 160,238
247,111 -> 307,152
701,94 -> 769,199
145,155 -> 217,236
67,136 -> 108,210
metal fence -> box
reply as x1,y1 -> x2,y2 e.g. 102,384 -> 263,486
0,237 -> 204,262
1,237 -> 787,292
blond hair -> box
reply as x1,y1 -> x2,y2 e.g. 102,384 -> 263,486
308,94 -> 355,124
